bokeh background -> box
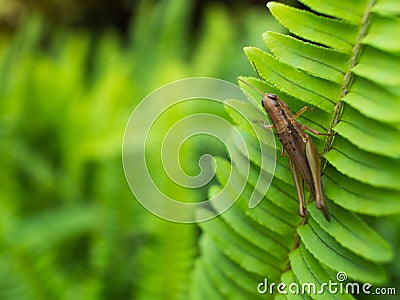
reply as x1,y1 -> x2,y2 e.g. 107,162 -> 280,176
1,0 -> 399,299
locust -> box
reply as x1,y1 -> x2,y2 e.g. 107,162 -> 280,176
240,65 -> 331,221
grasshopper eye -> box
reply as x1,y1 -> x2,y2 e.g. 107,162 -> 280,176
268,94 -> 278,100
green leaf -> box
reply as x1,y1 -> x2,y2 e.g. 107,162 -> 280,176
224,99 -> 274,146
298,0 -> 367,25
230,128 -> 296,187
324,167 -> 400,216
210,185 -> 291,258
333,105 -> 400,158
371,0 -> 400,16
196,207 -> 284,279
190,258 -> 226,300
201,236 -> 267,299
308,202 -> 393,263
298,220 -> 387,284
263,31 -> 348,83
352,46 -> 400,86
363,14 -> 400,53
238,76 -> 333,130
244,47 -> 338,112
201,236 -> 263,300
290,245 -> 355,300
267,2 -> 358,53
280,270 -> 311,300
325,136 -> 400,189
214,156 -> 297,239
341,76 -> 400,124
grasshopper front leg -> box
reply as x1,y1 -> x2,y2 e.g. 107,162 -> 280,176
305,135 -> 330,221
288,157 -> 307,217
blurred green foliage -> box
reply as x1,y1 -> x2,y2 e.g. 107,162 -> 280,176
3,0 -> 398,299
0,0 -> 283,299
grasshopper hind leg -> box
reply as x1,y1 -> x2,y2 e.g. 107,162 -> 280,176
304,135 -> 330,221
288,157 -> 307,217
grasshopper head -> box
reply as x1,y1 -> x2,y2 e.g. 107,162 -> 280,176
262,93 -> 289,112
261,93 -> 279,111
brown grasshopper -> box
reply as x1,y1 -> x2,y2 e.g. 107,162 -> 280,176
240,67 -> 331,221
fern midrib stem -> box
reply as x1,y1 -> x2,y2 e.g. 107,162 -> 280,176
287,1 -> 377,268
321,0 -> 376,164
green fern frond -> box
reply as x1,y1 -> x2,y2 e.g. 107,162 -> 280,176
192,0 -> 399,298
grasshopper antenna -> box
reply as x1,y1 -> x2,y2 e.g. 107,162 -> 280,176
251,61 -> 270,93
238,78 -> 264,96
